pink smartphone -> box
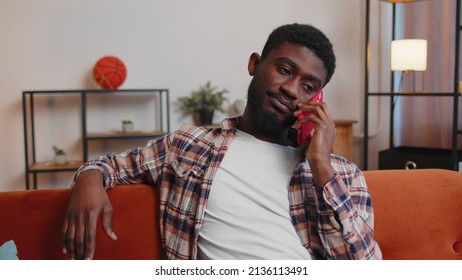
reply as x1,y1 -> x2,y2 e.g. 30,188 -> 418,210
297,90 -> 324,145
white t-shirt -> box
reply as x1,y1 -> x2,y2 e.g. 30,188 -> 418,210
197,130 -> 312,259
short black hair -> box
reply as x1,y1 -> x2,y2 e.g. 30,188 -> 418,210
261,23 -> 336,86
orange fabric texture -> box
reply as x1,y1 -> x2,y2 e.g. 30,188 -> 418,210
365,169 -> 462,260
0,185 -> 162,260
0,169 -> 461,260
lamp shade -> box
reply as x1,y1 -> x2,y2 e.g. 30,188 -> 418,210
391,39 -> 427,71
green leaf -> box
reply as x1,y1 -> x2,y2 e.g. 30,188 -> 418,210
177,81 -> 229,114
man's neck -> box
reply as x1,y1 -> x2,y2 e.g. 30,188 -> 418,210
237,115 -> 292,146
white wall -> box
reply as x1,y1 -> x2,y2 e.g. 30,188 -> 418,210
1,0 -> 388,191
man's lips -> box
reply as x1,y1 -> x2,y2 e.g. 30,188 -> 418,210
268,94 -> 295,113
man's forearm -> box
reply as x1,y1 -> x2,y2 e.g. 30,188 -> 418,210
312,173 -> 382,260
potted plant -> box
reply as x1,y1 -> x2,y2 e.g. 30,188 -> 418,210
122,119 -> 134,132
178,81 -> 228,125
52,146 -> 67,165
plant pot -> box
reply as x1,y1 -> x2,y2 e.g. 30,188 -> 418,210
193,110 -> 214,125
55,154 -> 67,165
122,123 -> 134,133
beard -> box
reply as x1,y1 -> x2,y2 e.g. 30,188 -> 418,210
246,77 -> 295,134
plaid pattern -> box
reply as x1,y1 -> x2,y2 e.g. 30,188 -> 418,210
74,117 -> 382,260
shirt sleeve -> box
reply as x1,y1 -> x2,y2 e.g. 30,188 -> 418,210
311,160 -> 382,260
71,133 -> 173,190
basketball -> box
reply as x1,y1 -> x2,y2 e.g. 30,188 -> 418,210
93,56 -> 127,90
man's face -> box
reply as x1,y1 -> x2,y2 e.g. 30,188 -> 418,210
246,42 -> 328,134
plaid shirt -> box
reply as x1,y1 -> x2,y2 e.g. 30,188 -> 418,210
75,117 -> 382,260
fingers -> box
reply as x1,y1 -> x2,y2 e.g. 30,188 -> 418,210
61,215 -> 69,255
62,213 -> 76,259
295,101 -> 328,120
74,214 -> 86,259
84,212 -> 98,260
294,102 -> 330,130
294,101 -> 336,154
102,206 -> 118,241
61,212 -> 89,260
62,210 -> 100,260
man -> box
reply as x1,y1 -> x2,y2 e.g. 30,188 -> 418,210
62,23 -> 382,260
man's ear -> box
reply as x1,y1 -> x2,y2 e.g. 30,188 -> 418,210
247,52 -> 261,76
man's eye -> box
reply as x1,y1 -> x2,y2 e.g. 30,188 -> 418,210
302,84 -> 315,93
278,66 -> 291,76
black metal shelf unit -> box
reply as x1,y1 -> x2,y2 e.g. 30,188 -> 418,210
23,89 -> 170,190
363,0 -> 461,170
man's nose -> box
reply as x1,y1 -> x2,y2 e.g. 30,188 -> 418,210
280,77 -> 299,99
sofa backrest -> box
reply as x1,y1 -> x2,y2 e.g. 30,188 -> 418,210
365,169 -> 462,260
1,169 -> 461,260
0,185 -> 163,260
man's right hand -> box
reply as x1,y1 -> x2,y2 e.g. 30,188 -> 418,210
61,170 -> 118,260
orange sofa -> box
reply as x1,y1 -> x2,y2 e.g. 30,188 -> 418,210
1,169 -> 461,260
